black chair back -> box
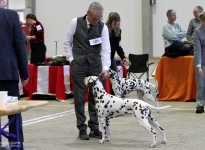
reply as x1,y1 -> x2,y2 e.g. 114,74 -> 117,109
128,54 -> 149,73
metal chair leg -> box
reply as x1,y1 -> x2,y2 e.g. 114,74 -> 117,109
147,70 -> 149,82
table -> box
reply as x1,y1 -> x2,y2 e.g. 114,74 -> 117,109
23,64 -> 71,101
0,100 -> 48,150
155,56 -> 197,101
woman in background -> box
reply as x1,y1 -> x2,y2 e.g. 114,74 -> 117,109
193,12 -> 205,113
106,12 -> 128,71
106,12 -> 129,95
26,14 -> 46,64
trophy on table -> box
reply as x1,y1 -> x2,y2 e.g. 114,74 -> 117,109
54,40 -> 59,55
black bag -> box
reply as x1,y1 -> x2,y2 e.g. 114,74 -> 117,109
168,41 -> 184,52
163,41 -> 194,58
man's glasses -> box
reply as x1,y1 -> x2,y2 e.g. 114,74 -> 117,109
89,11 -> 103,21
193,11 -> 200,14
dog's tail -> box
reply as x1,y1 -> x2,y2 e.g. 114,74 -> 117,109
146,103 -> 171,110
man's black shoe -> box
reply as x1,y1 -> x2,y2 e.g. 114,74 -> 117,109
79,130 -> 90,140
196,106 -> 204,113
89,129 -> 102,139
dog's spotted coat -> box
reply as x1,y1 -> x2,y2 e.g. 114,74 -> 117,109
84,76 -> 171,148
107,69 -> 159,108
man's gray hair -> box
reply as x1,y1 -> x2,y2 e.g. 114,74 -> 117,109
88,1 -> 104,12
166,9 -> 176,17
197,6 -> 203,12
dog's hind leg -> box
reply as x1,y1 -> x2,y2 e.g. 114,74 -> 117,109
145,92 -> 160,113
148,112 -> 166,144
99,118 -> 106,144
136,116 -> 157,148
133,108 -> 157,147
105,118 -> 111,141
139,121 -> 157,148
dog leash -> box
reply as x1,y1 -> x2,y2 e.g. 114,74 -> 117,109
87,75 -> 101,88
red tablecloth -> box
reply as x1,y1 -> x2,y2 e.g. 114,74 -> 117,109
23,64 -> 128,102
23,64 -> 71,101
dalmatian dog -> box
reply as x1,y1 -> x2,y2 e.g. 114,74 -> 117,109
107,69 -> 159,109
84,76 -> 171,148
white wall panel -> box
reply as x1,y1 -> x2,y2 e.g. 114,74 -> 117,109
35,0 -> 142,57
8,0 -> 25,9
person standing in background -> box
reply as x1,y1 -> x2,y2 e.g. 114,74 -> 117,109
162,9 -> 186,50
0,1 -> 29,149
64,1 -> 110,140
26,14 -> 46,64
193,12 -> 205,113
186,6 -> 203,42
105,12 -> 128,71
105,12 -> 129,95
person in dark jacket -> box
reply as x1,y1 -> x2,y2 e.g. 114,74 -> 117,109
106,12 -> 129,71
26,14 -> 46,64
105,12 -> 128,95
0,2 -> 29,149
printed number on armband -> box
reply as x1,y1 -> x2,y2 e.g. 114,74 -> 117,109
36,25 -> 42,31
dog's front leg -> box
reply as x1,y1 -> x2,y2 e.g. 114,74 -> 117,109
144,90 -> 160,113
105,118 -> 110,141
149,96 -> 160,113
99,118 -> 106,144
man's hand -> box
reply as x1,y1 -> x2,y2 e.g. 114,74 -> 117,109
198,67 -> 204,77
122,58 -> 129,66
99,70 -> 107,79
21,78 -> 29,86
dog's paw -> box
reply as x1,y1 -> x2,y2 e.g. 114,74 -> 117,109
161,140 -> 166,144
150,143 -> 156,148
99,140 -> 104,144
105,137 -> 110,142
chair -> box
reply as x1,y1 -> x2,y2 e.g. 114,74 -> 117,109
127,54 -> 154,82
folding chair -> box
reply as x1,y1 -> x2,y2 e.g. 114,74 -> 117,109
127,54 -> 154,82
